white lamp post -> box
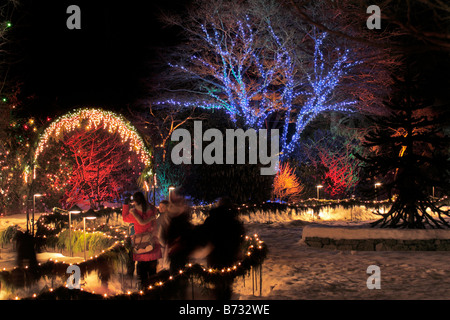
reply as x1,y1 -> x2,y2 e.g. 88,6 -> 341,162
375,183 -> 381,201
68,205 -> 82,257
32,194 -> 43,236
316,185 -> 323,200
314,185 -> 323,221
83,216 -> 97,261
168,186 -> 176,201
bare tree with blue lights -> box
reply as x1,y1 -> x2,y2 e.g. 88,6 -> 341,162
154,15 -> 360,159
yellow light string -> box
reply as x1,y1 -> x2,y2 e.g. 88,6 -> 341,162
136,234 -> 264,295
34,108 -> 151,167
15,233 -> 265,299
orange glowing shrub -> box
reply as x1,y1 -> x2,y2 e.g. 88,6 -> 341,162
272,162 -> 304,202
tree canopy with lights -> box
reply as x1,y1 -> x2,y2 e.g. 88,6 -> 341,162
154,16 -> 360,159
33,108 -> 152,209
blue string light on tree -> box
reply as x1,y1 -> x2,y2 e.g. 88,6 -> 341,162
154,17 -> 362,159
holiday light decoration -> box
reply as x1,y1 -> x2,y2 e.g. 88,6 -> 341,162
317,148 -> 360,198
61,127 -> 145,208
272,162 -> 304,202
302,130 -> 362,198
34,108 -> 151,167
190,197 -> 395,220
280,32 -> 361,159
154,17 -> 361,159
4,194 -> 429,299
30,108 -> 152,209
155,17 -> 292,128
0,109 -> 38,214
1,222 -> 267,300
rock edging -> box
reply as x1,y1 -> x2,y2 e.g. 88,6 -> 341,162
302,225 -> 450,251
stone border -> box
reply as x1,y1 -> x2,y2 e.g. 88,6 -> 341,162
302,225 -> 450,251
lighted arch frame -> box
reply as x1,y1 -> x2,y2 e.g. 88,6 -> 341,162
34,108 -> 152,169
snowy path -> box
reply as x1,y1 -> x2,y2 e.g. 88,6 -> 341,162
2,213 -> 450,300
234,221 -> 450,300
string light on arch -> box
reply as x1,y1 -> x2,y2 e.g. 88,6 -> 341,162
34,108 -> 152,167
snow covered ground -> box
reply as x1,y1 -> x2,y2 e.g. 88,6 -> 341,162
2,206 -> 450,300
234,220 -> 450,300
0,213 -> 39,231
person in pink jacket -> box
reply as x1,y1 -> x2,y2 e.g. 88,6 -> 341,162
122,191 -> 162,289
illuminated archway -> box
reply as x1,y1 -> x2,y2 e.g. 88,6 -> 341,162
31,108 -> 152,207
34,108 -> 151,167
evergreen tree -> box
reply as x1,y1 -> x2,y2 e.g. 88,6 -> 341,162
358,62 -> 450,228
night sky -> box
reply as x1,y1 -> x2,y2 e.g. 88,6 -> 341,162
8,0 -> 188,119
8,1 -> 449,121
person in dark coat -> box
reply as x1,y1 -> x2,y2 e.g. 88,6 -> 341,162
15,230 -> 38,269
200,197 -> 245,299
161,191 -> 194,275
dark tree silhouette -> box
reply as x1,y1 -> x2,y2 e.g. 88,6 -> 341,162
358,62 -> 450,228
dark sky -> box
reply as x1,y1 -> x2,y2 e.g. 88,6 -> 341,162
8,0 -> 189,119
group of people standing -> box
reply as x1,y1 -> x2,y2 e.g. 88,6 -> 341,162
121,190 -> 245,299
